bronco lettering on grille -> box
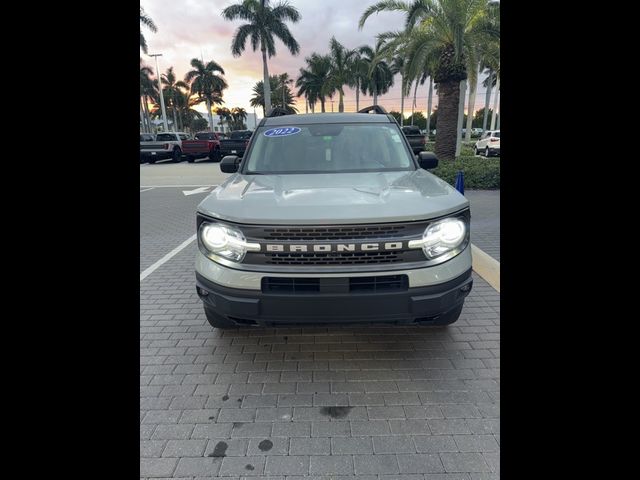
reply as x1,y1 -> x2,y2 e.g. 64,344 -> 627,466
263,242 -> 404,252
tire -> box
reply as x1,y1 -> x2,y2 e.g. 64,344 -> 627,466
209,148 -> 221,162
187,155 -> 195,163
148,158 -> 156,164
204,305 -> 237,329
172,148 -> 182,162
485,147 -> 490,157
430,303 -> 464,326
474,146 -> 479,155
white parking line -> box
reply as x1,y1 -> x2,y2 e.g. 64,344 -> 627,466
140,234 -> 197,282
140,185 -> 218,188
139,187 -> 155,193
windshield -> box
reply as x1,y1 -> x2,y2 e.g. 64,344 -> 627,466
244,123 -> 415,174
493,132 -> 500,138
230,131 -> 252,140
156,133 -> 175,141
195,133 -> 214,140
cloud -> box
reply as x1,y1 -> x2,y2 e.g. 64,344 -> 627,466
141,0 -> 494,117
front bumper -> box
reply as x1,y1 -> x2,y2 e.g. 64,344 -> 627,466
196,269 -> 472,326
140,151 -> 172,160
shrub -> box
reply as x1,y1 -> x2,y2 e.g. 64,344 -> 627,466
430,156 -> 500,189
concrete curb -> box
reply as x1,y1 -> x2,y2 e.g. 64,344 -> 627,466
471,244 -> 500,292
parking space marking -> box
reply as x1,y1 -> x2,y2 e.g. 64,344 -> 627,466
471,243 -> 500,292
139,187 -> 155,193
140,184 -> 218,188
140,234 -> 197,282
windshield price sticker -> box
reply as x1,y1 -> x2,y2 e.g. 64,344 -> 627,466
264,127 -> 301,137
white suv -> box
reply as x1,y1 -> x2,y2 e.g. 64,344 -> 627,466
474,130 -> 500,157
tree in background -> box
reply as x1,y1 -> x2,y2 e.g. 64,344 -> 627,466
251,76 -> 297,114
222,0 -> 301,115
185,59 -> 227,133
190,117 -> 209,132
140,7 -> 157,54
230,107 -> 248,130
296,53 -> 334,113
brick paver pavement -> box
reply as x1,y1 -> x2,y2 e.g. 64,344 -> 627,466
140,185 -> 500,479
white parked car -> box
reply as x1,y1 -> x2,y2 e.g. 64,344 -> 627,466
474,130 -> 500,157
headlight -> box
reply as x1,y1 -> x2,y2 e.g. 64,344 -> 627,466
199,223 -> 258,262
409,216 -> 468,260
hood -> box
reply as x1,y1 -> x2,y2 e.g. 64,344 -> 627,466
197,170 -> 468,225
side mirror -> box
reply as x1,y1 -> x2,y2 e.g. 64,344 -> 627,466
417,151 -> 438,169
220,155 -> 240,173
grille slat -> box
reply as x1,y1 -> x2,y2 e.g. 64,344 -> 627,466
262,275 -> 408,294
266,251 -> 402,266
263,225 -> 406,240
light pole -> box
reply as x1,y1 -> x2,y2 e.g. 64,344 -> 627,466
149,53 -> 169,132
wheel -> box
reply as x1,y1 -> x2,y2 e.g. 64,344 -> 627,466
484,147 -> 490,157
148,158 -> 156,164
187,155 -> 195,163
430,303 -> 464,326
209,148 -> 221,162
204,305 -> 237,329
172,148 -> 182,162
474,146 -> 479,155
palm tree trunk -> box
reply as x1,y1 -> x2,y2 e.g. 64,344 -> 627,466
171,103 -> 178,132
400,76 -> 405,126
455,80 -> 467,157
426,77 -> 433,135
373,90 -> 378,106
465,67 -> 478,141
140,100 -> 146,132
411,80 -> 418,126
261,45 -> 272,114
490,76 -> 500,130
142,95 -> 153,133
178,108 -> 183,131
338,89 -> 344,112
320,97 -> 325,113
496,99 -> 500,130
482,70 -> 493,131
206,98 -> 214,133
434,80 -> 460,161
355,81 -> 360,111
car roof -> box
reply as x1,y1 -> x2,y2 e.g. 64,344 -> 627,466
263,112 -> 393,126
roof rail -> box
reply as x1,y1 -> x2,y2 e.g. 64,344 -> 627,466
266,107 -> 292,118
358,105 -> 388,114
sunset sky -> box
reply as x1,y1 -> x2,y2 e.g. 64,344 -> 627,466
141,0 -> 493,119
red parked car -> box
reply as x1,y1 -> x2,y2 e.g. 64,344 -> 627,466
182,131 -> 228,163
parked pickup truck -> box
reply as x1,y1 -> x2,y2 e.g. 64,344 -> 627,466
218,130 -> 253,158
140,132 -> 190,163
140,133 -> 155,163
182,131 -> 228,163
401,125 -> 426,154
195,105 -> 472,329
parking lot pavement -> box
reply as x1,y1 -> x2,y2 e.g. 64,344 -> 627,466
140,161 -> 230,187
465,190 -> 500,262
140,181 -> 500,479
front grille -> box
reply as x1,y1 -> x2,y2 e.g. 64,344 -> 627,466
265,251 -> 403,265
241,221 -> 430,268
262,225 -> 407,241
262,275 -> 408,294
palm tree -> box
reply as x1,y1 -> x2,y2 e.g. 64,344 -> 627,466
346,49 -> 368,112
328,37 -> 353,112
216,107 -> 233,132
161,67 -> 189,132
175,92 -> 204,132
360,0 -> 500,160
231,107 -> 248,130
140,65 -> 155,132
251,76 -> 297,114
140,7 -> 157,54
389,55 -> 408,125
358,42 -> 394,106
296,53 -> 334,113
185,59 -> 227,133
222,0 -> 301,115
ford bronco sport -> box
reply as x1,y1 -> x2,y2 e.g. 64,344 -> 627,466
195,106 -> 472,328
